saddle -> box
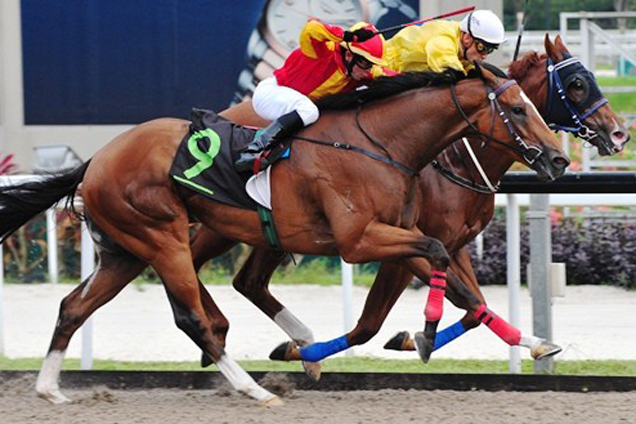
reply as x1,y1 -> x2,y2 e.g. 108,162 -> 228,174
169,108 -> 260,210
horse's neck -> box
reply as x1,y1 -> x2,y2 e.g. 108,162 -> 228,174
513,57 -> 549,117
369,87 -> 472,172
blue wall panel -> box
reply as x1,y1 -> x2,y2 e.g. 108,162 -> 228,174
22,1 -> 419,125
22,0 -> 262,124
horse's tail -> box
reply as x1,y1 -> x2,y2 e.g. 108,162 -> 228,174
0,160 -> 91,242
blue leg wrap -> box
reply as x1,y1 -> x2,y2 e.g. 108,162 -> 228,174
299,335 -> 349,362
433,321 -> 466,351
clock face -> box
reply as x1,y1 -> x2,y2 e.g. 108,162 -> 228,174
266,0 -> 364,52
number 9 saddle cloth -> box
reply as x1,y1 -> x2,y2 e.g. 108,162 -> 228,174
169,108 -> 260,210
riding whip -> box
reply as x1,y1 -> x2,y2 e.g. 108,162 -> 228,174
513,0 -> 530,61
377,5 -> 476,35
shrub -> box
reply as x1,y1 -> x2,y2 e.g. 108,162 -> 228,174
469,214 -> 636,289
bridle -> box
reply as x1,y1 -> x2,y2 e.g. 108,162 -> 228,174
430,78 -> 542,194
546,56 -> 608,141
450,78 -> 544,166
435,56 -> 608,194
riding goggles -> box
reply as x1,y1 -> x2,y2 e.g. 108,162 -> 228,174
474,39 -> 499,54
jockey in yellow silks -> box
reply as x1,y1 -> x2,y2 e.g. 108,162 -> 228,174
386,10 -> 506,77
235,19 -> 392,173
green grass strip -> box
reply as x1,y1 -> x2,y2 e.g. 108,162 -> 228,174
2,357 -> 636,376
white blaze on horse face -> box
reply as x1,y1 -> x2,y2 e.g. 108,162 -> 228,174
36,350 -> 71,404
216,354 -> 282,406
274,308 -> 315,346
519,89 -> 542,122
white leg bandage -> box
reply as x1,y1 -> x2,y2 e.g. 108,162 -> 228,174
216,354 -> 277,403
274,308 -> 315,346
36,350 -> 71,404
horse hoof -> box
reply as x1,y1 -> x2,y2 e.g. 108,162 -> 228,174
269,341 -> 298,361
531,340 -> 563,360
201,352 -> 213,368
384,331 -> 413,351
413,331 -> 434,363
37,389 -> 71,404
302,361 -> 322,381
263,395 -> 284,407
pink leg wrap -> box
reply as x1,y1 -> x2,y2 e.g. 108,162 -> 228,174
474,304 -> 521,345
424,271 -> 447,322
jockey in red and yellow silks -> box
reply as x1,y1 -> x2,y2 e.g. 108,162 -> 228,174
274,19 -> 388,100
235,19 -> 390,173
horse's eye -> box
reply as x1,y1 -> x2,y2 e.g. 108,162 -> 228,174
512,106 -> 525,115
572,78 -> 584,90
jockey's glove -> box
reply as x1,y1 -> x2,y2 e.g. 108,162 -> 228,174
343,28 -> 376,43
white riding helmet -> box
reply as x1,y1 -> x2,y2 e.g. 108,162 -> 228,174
459,10 -> 506,45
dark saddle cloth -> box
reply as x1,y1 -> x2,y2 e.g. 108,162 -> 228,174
169,108 -> 259,210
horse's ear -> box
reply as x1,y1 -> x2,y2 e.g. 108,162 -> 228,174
477,62 -> 498,85
554,34 -> 572,58
545,33 -> 564,62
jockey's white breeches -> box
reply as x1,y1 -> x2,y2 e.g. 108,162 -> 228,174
252,77 -> 320,126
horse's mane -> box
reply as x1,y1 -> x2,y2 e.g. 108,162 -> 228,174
508,51 -> 547,81
316,71 -> 458,111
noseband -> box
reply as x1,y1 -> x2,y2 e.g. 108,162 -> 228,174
546,57 -> 608,140
451,79 -> 543,166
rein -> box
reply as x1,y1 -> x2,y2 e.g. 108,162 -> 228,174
292,135 -> 419,177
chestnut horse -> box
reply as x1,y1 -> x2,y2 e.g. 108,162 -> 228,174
0,67 -> 568,405
190,35 -> 628,374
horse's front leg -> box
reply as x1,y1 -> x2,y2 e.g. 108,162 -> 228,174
270,222 -> 449,363
446,247 -> 561,359
386,246 -> 561,359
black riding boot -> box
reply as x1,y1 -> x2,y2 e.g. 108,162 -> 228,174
234,111 -> 305,173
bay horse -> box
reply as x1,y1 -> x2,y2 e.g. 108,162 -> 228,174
0,67 -> 568,405
189,35 -> 628,375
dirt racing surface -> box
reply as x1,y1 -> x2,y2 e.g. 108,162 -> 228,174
1,373 -> 635,424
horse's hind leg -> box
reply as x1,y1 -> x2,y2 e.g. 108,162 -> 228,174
190,227 -> 238,366
36,228 -> 146,404
233,247 -> 321,380
151,245 -> 281,406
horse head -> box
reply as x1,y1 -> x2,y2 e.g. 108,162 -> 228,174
543,34 -> 630,155
464,65 -> 570,182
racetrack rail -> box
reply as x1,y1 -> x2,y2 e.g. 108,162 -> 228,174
2,371 -> 636,392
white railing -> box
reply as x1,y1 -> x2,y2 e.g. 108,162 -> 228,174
0,175 -> 94,362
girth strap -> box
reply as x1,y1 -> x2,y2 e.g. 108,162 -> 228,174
257,205 -> 282,250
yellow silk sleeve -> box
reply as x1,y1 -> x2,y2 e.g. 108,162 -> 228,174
299,20 -> 343,59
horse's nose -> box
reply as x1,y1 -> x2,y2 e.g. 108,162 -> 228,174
552,154 -> 570,169
612,128 -> 630,152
